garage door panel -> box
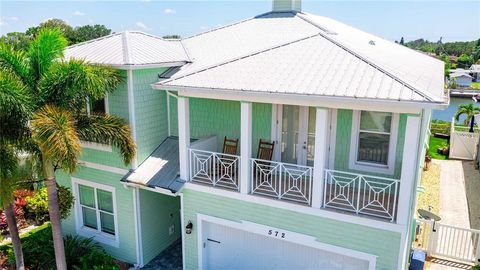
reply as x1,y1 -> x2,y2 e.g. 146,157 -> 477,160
202,222 -> 370,270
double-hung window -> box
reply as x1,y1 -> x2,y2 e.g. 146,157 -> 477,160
74,179 -> 118,246
350,111 -> 398,174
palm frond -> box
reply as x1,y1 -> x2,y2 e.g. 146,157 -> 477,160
0,70 -> 33,144
76,114 -> 136,165
28,28 -> 67,83
30,105 -> 80,173
0,43 -> 33,88
38,59 -> 123,111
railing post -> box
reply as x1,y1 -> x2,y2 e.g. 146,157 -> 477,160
240,101 -> 252,194
312,107 -> 329,208
178,96 -> 190,181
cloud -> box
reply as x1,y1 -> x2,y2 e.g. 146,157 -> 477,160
73,11 -> 85,16
200,26 -> 208,30
0,18 -> 4,26
136,21 -> 152,31
164,8 -> 176,14
140,0 -> 151,2
9,16 -> 18,21
0,16 -> 19,26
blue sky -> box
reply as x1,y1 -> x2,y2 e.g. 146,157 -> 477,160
1,1 -> 479,42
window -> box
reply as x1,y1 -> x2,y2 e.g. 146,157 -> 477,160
73,179 -> 118,246
86,95 -> 109,115
349,111 -> 399,174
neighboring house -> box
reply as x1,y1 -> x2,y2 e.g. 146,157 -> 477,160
58,0 -> 448,269
470,64 -> 480,82
450,72 -> 473,87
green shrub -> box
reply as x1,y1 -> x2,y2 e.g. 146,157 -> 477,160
25,185 -> 74,223
64,235 -> 118,270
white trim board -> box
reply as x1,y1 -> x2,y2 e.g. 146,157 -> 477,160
78,160 -> 129,175
79,141 -> 113,152
196,214 -> 377,270
184,183 -> 404,233
71,177 -> 120,247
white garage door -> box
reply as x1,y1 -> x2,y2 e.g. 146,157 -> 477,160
201,222 -> 370,270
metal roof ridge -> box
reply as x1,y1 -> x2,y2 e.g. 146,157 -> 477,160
121,31 -> 132,65
296,12 -> 440,102
158,33 -> 321,85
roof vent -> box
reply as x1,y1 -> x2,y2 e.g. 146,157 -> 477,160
273,0 -> 301,12
369,40 -> 376,46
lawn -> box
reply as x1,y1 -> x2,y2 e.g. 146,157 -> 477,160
471,82 -> 480,90
428,136 -> 449,160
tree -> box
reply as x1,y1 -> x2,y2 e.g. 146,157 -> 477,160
473,39 -> 480,62
440,54 -> 451,78
163,34 -> 181,39
455,103 -> 480,132
456,54 -> 474,69
70,25 -> 111,44
0,32 -> 31,52
0,28 -> 136,269
399,37 -> 404,45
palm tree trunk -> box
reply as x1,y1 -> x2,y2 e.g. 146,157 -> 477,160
3,202 -> 25,270
42,157 -> 67,270
470,115 -> 475,133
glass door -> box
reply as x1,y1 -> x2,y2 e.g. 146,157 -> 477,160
279,105 -> 316,166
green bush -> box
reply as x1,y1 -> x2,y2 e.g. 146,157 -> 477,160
5,224 -> 118,269
25,185 -> 74,223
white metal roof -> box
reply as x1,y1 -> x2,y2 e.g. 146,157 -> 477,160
157,11 -> 446,105
451,73 -> 473,79
64,31 -> 190,68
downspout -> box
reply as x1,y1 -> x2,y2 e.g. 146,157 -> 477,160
179,192 -> 186,270
132,187 -> 144,267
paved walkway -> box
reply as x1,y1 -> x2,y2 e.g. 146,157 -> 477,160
433,159 -> 471,228
141,239 -> 182,270
426,160 -> 473,270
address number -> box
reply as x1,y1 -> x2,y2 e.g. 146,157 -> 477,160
268,229 -> 286,239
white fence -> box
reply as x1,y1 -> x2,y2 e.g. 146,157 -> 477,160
416,219 -> 480,264
449,118 -> 480,160
250,158 -> 313,205
189,149 -> 240,191
323,170 -> 400,222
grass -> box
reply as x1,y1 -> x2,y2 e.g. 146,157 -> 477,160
417,162 -> 441,215
0,222 -> 50,252
428,136 -> 449,160
471,82 -> 480,90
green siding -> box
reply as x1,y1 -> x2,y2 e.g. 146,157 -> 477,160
182,188 -> 401,270
169,97 -> 272,155
334,109 -> 407,179
133,68 -> 170,164
56,167 -> 137,264
139,189 -> 181,264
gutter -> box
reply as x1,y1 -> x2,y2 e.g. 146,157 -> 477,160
122,181 -> 179,197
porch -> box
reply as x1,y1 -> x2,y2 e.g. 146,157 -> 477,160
175,97 -> 421,224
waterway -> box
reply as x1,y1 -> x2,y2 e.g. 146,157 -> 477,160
432,96 -> 475,123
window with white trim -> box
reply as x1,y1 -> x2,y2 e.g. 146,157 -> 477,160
73,179 -> 118,246
349,111 -> 398,174
86,94 -> 109,115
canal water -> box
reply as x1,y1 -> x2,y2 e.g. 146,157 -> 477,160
432,96 -> 475,123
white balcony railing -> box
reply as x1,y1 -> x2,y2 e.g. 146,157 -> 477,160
323,169 -> 400,222
250,158 -> 313,205
189,149 -> 240,191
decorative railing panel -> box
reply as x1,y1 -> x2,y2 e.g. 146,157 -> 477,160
323,169 -> 399,221
189,149 -> 240,191
250,158 -> 313,205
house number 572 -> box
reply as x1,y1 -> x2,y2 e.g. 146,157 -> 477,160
268,229 -> 285,238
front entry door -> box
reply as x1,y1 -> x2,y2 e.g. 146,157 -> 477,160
276,105 -> 316,166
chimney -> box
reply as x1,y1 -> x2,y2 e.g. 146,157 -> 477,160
272,0 -> 301,12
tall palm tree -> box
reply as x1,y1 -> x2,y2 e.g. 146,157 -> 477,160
455,103 -> 480,132
0,28 -> 136,269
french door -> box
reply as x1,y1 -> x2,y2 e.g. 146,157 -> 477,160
273,105 -> 316,166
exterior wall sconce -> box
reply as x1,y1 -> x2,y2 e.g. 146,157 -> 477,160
185,221 -> 193,234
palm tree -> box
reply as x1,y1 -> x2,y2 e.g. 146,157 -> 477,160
0,28 -> 136,269
455,103 -> 480,132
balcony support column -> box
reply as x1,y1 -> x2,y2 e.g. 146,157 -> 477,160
240,101 -> 252,194
312,107 -> 329,208
397,115 -> 421,225
178,96 -> 190,181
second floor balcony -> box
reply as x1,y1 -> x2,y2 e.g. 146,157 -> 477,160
174,96 -> 422,225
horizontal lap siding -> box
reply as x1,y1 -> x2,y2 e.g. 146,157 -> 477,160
133,68 -> 170,164
334,109 -> 407,179
139,190 -> 181,264
56,166 -> 137,264
182,189 -> 400,270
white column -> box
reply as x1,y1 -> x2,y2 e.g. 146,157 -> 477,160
240,101 -> 252,194
178,96 -> 190,181
397,115 -> 421,225
311,107 -> 329,208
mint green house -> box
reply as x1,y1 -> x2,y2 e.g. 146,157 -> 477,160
58,0 -> 447,269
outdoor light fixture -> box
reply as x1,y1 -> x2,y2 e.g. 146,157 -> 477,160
185,221 -> 193,234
